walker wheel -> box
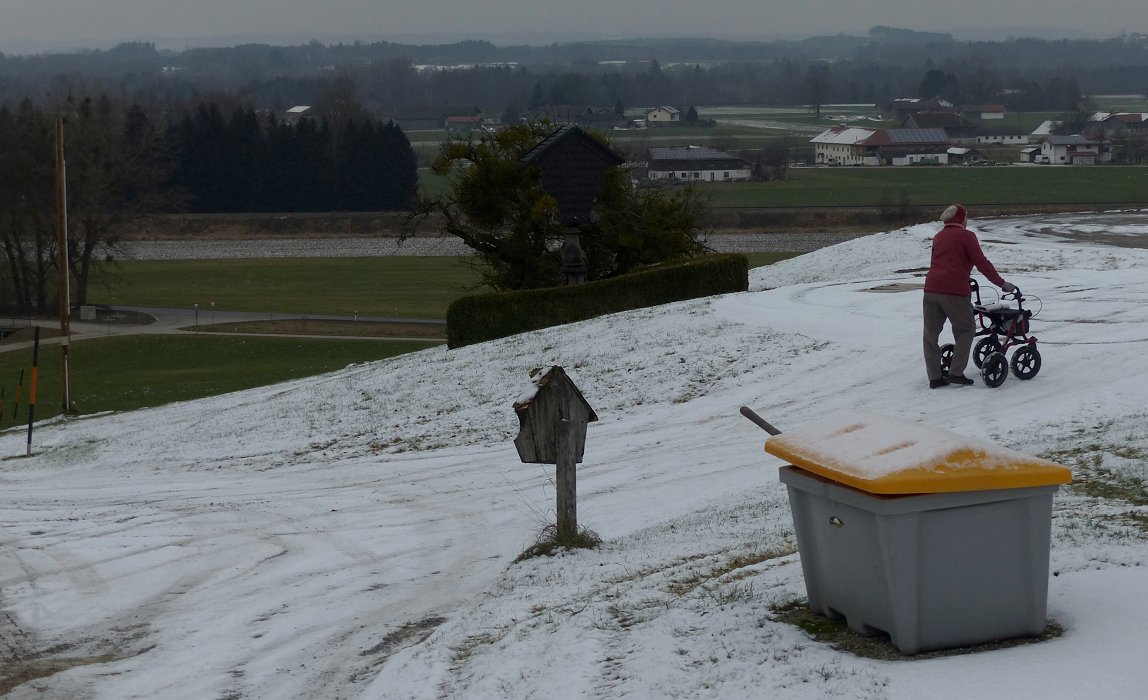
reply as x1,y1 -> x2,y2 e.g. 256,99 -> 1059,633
982,352 -> 1008,387
1011,346 -> 1041,380
973,337 -> 1001,369
940,344 -> 955,374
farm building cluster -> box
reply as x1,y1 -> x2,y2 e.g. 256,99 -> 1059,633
812,98 -> 1147,166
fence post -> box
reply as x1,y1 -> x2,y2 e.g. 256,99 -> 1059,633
555,417 -> 578,540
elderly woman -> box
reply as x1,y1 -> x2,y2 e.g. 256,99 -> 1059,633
923,204 -> 1015,389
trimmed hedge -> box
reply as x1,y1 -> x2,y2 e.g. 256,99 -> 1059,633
446,253 -> 749,348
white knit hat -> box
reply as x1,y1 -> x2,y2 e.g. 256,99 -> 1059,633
941,204 -> 967,225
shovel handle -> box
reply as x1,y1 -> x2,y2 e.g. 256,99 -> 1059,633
739,406 -> 782,435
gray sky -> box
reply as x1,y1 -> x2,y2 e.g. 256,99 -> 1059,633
1,0 -> 1143,52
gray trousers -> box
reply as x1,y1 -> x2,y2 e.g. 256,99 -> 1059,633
923,292 -> 976,381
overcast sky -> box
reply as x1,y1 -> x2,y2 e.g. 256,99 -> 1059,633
1,0 -> 1143,52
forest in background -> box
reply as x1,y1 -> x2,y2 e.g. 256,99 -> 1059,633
2,28 -> 1146,121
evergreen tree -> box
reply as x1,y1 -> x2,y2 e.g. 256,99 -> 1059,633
378,121 -> 418,211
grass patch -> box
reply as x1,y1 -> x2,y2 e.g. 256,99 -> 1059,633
1043,444 -> 1148,506
90,257 -> 482,320
1,653 -> 126,696
0,334 -> 434,424
772,601 -> 1063,660
515,524 -> 603,562
193,319 -> 446,340
697,166 -> 1148,208
744,252 -> 802,268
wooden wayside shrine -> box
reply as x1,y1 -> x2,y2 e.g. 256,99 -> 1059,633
513,366 -> 598,539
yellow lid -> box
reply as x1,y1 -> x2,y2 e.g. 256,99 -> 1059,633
764,413 -> 1071,495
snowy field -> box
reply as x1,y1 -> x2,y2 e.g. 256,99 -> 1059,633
4,211 -> 1148,699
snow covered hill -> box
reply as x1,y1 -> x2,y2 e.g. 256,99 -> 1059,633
3,211 -> 1148,699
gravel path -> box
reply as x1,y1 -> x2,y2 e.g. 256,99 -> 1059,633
108,232 -> 872,260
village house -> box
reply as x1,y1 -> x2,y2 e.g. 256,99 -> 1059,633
1085,112 -> 1148,139
445,115 -> 484,134
810,126 -> 951,166
283,105 -> 313,125
645,106 -> 681,125
1038,135 -> 1102,165
1031,120 -> 1062,140
523,105 -> 628,130
961,104 -> 1008,120
646,145 -> 752,182
886,98 -> 954,122
388,105 -> 481,131
975,128 -> 1030,146
901,111 -> 979,143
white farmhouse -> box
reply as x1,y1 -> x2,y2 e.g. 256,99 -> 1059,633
645,106 -> 681,125
811,127 -> 880,165
810,126 -> 950,166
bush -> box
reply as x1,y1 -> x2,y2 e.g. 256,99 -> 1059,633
446,253 -> 749,347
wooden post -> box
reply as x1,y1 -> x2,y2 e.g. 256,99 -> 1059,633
55,116 -> 72,414
555,417 -> 578,540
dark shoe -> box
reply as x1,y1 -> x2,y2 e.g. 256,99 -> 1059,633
929,377 -> 949,389
945,373 -> 975,386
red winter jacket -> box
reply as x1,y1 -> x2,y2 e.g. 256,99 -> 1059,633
924,223 -> 1006,296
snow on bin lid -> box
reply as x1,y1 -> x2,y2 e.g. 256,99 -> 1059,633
764,413 -> 1071,494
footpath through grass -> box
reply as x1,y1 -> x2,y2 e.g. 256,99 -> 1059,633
0,334 -> 435,424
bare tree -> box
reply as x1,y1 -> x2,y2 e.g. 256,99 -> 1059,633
63,96 -> 179,306
805,64 -> 832,118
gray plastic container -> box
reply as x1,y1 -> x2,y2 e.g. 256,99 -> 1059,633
781,465 -> 1058,654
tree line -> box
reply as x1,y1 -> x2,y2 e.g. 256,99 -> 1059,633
2,33 -> 1146,120
166,103 -> 417,213
0,95 -> 418,314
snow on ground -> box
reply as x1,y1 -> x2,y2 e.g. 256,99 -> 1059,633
4,212 -> 1148,699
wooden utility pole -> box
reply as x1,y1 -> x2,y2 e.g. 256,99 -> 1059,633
55,115 -> 72,414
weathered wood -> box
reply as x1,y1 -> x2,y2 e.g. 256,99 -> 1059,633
555,418 -> 578,540
514,366 -> 597,465
514,366 -> 597,541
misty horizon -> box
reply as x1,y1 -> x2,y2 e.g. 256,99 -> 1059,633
0,20 -> 1137,57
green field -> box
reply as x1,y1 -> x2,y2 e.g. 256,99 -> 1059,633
0,334 -> 436,425
696,166 -> 1148,208
4,252 -> 795,421
423,164 -> 1148,208
90,257 -> 482,319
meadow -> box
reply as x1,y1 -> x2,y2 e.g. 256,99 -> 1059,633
693,166 -> 1148,208
422,164 -> 1148,209
4,257 -> 477,423
0,334 -> 437,425
89,256 -> 482,318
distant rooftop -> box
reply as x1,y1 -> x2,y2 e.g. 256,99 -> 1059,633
649,145 -> 734,160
